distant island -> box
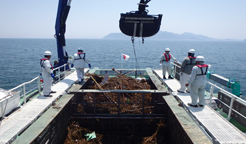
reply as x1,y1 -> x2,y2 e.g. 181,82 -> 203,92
103,31 -> 238,41
244,39 -> 246,41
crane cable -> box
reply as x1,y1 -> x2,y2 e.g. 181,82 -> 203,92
131,37 -> 139,71
131,21 -> 145,73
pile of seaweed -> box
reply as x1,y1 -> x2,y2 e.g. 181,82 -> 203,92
64,121 -> 103,144
64,72 -> 168,143
77,73 -> 153,114
64,120 -> 166,144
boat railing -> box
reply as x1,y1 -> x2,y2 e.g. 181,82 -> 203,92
6,63 -> 71,106
171,62 -> 246,125
206,81 -> 246,120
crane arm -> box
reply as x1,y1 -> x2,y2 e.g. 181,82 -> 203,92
54,0 -> 71,68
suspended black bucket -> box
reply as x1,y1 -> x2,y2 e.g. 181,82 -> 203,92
119,0 -> 162,38
120,13 -> 162,37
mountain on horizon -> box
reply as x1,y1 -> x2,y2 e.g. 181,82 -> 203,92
102,31 -> 216,40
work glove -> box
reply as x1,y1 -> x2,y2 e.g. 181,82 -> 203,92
40,73 -> 42,76
50,73 -> 55,78
88,64 -> 91,69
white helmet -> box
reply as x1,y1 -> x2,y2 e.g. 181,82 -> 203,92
188,49 -> 195,54
78,48 -> 83,52
44,51 -> 52,56
165,48 -> 170,51
195,56 -> 205,62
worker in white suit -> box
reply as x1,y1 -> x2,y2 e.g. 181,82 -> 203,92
71,48 -> 91,83
185,56 -> 209,107
160,48 -> 177,79
178,49 -> 196,93
40,51 -> 56,97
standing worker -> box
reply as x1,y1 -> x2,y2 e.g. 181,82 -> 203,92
160,48 -> 177,79
185,56 -> 209,107
178,49 -> 196,93
40,51 -> 56,97
71,48 -> 91,83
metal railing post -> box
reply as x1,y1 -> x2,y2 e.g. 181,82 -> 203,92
23,85 -> 26,104
65,64 -> 67,76
209,85 -> 215,106
38,76 -> 41,96
64,64 -> 66,77
174,65 -> 176,76
227,97 -> 235,121
58,67 -> 61,82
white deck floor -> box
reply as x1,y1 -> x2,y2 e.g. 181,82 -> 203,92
0,69 -> 88,144
154,70 -> 246,143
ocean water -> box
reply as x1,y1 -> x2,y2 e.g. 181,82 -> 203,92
0,39 -> 245,99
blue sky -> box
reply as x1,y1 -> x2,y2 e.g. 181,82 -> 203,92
0,0 -> 246,40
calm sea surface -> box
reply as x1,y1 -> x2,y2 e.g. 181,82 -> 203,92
0,39 -> 246,99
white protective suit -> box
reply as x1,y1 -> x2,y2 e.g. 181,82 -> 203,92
160,53 -> 176,76
187,64 -> 209,105
179,73 -> 190,92
40,59 -> 53,95
71,53 -> 90,82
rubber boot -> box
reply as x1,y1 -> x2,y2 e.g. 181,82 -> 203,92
168,75 -> 173,79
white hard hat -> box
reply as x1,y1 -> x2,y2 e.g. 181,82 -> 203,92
188,49 -> 195,54
195,56 -> 205,62
44,51 -> 52,56
165,48 -> 170,51
78,48 -> 83,52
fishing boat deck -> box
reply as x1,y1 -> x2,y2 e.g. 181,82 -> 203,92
154,69 -> 246,143
0,69 -> 88,144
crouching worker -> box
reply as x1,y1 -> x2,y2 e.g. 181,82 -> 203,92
71,48 -> 91,83
40,51 -> 56,97
185,56 -> 209,107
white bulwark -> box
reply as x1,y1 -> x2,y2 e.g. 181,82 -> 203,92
154,69 -> 246,143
